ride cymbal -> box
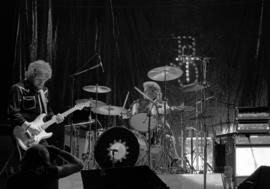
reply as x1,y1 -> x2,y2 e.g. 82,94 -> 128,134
147,66 -> 183,81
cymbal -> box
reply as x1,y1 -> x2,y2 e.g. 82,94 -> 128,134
75,99 -> 106,108
185,126 -> 198,131
182,83 -> 209,92
83,85 -> 111,93
147,66 -> 183,81
171,105 -> 195,112
92,105 -> 128,116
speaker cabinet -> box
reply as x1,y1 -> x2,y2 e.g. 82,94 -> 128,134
81,165 -> 169,189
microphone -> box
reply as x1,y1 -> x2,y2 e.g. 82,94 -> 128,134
98,55 -> 104,72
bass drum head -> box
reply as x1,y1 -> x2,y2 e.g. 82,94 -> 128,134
94,126 -> 140,168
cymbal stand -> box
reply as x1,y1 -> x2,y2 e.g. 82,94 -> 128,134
147,107 -> 153,169
83,106 -> 95,170
156,68 -> 173,173
201,58 -> 209,189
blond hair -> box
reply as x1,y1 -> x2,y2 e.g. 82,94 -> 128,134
143,81 -> 162,99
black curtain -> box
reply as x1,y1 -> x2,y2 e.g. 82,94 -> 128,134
2,0 -> 269,146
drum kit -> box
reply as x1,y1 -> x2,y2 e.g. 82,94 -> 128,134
67,64 -> 211,174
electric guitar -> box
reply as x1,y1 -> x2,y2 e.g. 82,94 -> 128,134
13,101 -> 90,150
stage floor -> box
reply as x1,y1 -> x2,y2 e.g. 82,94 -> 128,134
59,172 -> 225,189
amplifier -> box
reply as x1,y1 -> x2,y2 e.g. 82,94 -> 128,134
236,106 -> 269,120
236,120 -> 270,133
235,107 -> 270,133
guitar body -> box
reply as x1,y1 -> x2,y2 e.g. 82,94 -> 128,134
13,101 -> 89,150
13,114 -> 53,150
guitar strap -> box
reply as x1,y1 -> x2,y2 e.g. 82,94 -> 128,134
38,89 -> 48,114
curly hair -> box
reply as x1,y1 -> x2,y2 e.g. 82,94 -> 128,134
25,60 -> 52,80
143,81 -> 162,99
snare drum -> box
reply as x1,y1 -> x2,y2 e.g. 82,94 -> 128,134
129,99 -> 161,132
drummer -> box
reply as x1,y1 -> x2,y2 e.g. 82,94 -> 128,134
131,81 -> 169,117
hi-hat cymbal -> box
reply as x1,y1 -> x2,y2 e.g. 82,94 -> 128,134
83,85 -> 111,93
182,83 -> 209,92
147,66 -> 183,81
75,99 -> 106,108
92,105 -> 128,116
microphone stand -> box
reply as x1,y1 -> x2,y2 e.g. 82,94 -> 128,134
68,56 -> 103,169
69,63 -> 102,77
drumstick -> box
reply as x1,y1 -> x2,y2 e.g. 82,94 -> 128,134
122,91 -> 129,109
134,86 -> 155,104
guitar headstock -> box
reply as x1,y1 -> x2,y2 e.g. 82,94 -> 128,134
74,100 -> 91,110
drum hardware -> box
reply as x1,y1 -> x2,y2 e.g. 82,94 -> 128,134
147,66 -> 183,173
65,120 -> 96,128
182,82 -> 210,93
195,96 -> 215,105
194,58 -> 211,189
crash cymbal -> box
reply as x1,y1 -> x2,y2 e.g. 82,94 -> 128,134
182,83 -> 209,92
92,105 -> 128,116
171,105 -> 195,112
83,85 -> 111,93
147,66 -> 183,81
75,99 -> 106,108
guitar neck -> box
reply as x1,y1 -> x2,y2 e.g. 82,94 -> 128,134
42,107 -> 77,130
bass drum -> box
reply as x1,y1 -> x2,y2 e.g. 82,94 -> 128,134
94,126 -> 141,168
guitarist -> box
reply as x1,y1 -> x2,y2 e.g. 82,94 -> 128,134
7,60 -> 64,172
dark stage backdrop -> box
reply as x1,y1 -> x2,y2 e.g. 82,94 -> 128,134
1,0 -> 269,148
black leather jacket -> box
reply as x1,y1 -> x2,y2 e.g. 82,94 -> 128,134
8,79 -> 54,128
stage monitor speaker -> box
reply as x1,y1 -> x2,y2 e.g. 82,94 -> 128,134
81,165 -> 169,189
213,143 -> 225,173
159,173 -> 224,189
